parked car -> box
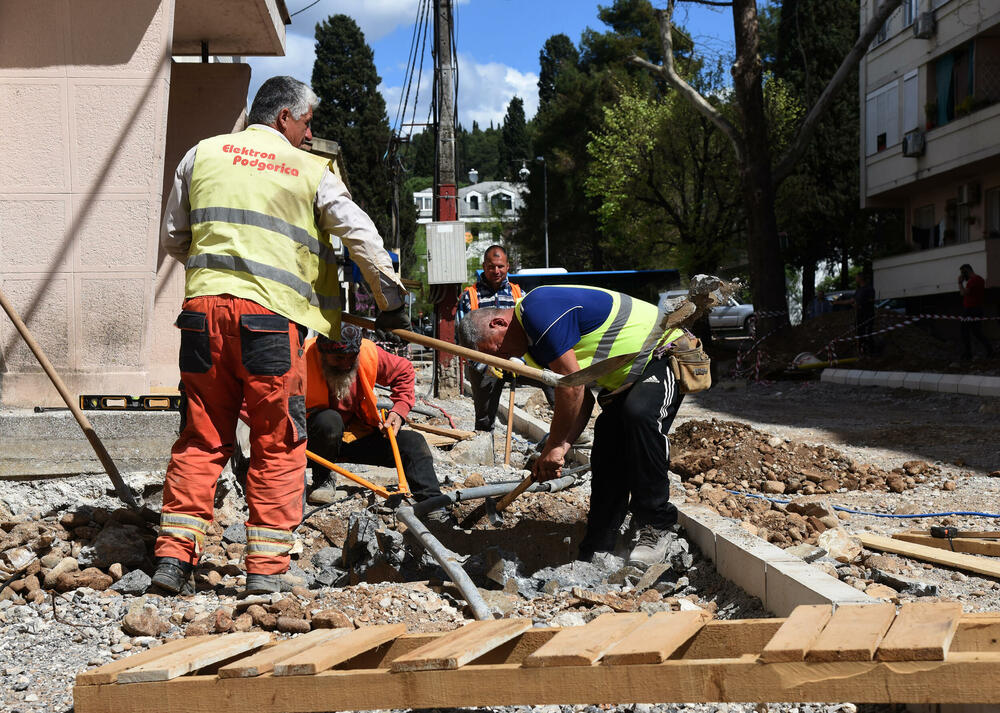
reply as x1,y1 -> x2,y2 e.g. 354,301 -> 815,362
657,289 -> 755,333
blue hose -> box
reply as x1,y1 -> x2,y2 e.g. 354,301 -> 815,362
725,489 -> 1000,519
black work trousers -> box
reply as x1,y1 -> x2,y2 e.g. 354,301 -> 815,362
961,306 -> 994,358
466,363 -> 555,432
306,409 -> 441,500
581,355 -> 684,554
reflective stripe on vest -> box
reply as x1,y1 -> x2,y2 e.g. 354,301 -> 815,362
304,338 -> 381,429
465,282 -> 522,311
515,286 -> 684,391
185,127 -> 341,336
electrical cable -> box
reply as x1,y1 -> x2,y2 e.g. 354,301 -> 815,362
724,489 -> 1000,519
289,0 -> 322,18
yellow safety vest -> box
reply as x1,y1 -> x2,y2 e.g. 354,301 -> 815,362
515,286 -> 684,391
185,127 -> 342,336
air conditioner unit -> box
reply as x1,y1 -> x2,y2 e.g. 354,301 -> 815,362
913,12 -> 935,39
902,129 -> 925,157
957,183 -> 981,206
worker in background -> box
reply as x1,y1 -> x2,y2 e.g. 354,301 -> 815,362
958,263 -> 994,360
152,76 -> 408,596
806,289 -> 832,320
302,325 -> 453,525
457,245 -> 553,436
458,285 -> 686,568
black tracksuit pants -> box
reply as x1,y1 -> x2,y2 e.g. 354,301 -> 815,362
580,355 -> 684,555
306,409 -> 441,501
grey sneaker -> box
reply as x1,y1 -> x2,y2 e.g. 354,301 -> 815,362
628,525 -> 671,568
244,573 -> 282,594
150,557 -> 193,594
307,478 -> 338,505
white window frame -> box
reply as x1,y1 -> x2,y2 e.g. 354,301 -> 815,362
865,80 -> 900,156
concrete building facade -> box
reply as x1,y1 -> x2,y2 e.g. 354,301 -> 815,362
0,0 -> 291,406
860,0 -> 1000,305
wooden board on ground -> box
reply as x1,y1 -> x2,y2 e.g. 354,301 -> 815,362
117,632 -> 271,683
274,624 -> 406,676
218,629 -> 350,678
859,533 -> 1000,579
893,532 -> 1000,557
759,605 -> 833,664
523,613 -> 647,667
602,610 -> 711,665
878,602 -> 963,661
76,636 -> 214,685
806,603 -> 895,662
418,432 -> 460,448
408,422 -> 476,441
390,619 -> 532,672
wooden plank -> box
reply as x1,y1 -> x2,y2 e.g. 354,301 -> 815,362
904,530 -> 1000,540
390,619 -> 532,672
218,629 -> 351,678
73,651 -> 1000,713
759,605 -> 833,664
274,624 -> 407,676
806,603 -> 896,662
602,610 -> 711,665
893,532 -> 1000,557
859,533 -> 1000,579
76,636 -> 214,686
420,432 -> 460,448
407,422 -> 476,440
523,613 -> 647,667
877,602 -> 963,661
116,632 -> 271,683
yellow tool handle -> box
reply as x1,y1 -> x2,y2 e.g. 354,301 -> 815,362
381,410 -> 411,497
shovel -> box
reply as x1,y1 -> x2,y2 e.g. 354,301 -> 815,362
482,462 -> 592,526
340,313 -> 636,388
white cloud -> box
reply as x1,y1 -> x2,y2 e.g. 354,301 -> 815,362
456,53 -> 538,127
284,0 -> 422,43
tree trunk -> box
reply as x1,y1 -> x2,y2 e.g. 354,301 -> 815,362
731,0 -> 788,333
801,261 -> 816,320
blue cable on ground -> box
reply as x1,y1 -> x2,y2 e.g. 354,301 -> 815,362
725,489 -> 1000,519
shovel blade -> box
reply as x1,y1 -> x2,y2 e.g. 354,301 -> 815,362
553,352 -> 640,387
484,496 -> 502,526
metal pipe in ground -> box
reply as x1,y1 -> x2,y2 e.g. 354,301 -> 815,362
395,505 -> 492,621
412,475 -> 579,516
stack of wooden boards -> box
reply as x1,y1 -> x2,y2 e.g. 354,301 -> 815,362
75,602 -> 1000,713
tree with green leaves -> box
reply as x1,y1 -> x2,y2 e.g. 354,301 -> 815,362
498,97 -> 531,180
538,34 -> 580,111
311,15 -> 393,239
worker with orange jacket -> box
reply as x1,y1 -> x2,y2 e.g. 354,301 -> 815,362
304,325 -> 448,521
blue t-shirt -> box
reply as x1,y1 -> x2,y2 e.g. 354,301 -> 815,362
518,286 -> 615,366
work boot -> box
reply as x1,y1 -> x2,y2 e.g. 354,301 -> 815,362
628,525 -> 672,568
307,476 -> 338,505
244,573 -> 282,595
150,557 -> 194,594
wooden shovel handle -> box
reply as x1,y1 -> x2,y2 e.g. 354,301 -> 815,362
495,472 -> 534,513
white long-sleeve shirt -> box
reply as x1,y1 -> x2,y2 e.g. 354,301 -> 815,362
160,124 -> 404,311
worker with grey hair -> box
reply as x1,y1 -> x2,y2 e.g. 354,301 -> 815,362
153,75 -> 408,596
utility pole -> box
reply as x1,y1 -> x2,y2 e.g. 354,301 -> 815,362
432,0 -> 460,397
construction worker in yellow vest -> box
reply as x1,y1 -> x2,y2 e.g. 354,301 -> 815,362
458,285 -> 686,569
456,245 -> 552,436
153,76 -> 408,596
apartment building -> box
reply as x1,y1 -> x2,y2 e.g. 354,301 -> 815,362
861,0 -> 999,309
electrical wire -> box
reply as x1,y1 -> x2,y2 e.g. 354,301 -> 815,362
289,0 -> 322,18
726,489 -> 1000,519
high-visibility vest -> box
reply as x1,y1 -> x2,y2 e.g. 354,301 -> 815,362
515,286 -> 684,391
185,127 -> 342,336
465,281 -> 522,310
304,338 -> 381,433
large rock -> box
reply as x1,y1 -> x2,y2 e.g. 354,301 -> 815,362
448,432 -> 495,466
110,570 -> 152,596
122,603 -> 169,636
43,557 -> 78,588
312,608 -> 354,629
55,567 -> 113,592
817,528 -> 863,563
78,523 -> 148,570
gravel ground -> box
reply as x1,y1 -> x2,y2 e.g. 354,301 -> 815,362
0,362 -> 997,713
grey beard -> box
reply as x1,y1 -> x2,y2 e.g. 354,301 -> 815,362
322,360 -> 359,402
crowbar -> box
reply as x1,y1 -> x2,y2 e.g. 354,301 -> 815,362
340,313 -> 636,388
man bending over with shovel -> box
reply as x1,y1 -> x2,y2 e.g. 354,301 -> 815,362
458,285 -> 687,566
303,325 -> 454,526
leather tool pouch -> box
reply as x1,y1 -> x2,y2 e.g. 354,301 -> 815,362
667,334 -> 712,394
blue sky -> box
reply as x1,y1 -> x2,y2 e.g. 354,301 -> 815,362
247,0 -> 735,130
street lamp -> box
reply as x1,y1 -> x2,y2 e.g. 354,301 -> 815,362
468,168 -> 478,184
517,158 -> 549,268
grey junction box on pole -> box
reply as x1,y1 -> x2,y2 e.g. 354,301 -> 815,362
426,221 -> 468,284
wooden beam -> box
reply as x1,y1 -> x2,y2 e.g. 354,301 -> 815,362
602,611 -> 711,665
76,636 -> 214,686
116,633 -> 271,684
759,605 -> 833,664
859,533 -> 1000,579
523,613 -> 647,667
274,624 -> 406,676
407,422 -> 476,441
892,533 -> 1000,557
806,604 -> 895,662
218,630 -> 350,678
74,652 -> 1000,713
877,602 -> 963,661
391,619 -> 532,672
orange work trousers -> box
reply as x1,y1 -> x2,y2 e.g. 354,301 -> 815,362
154,295 -> 307,575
